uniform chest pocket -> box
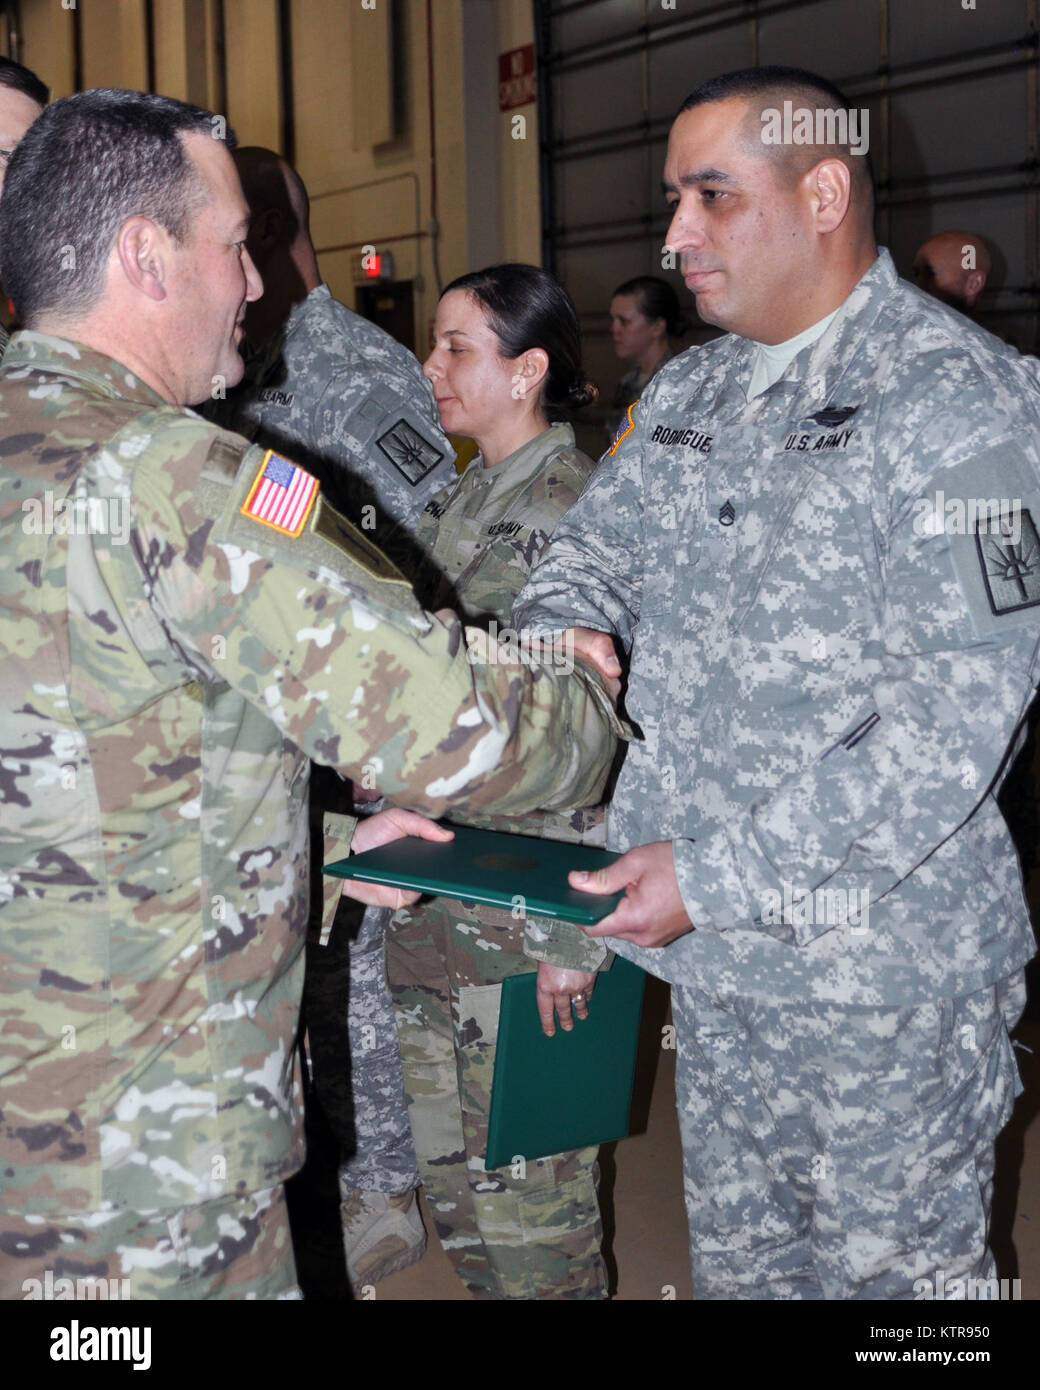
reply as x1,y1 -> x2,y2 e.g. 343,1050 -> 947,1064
640,450 -> 708,613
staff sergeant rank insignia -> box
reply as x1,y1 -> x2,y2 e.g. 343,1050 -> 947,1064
977,508 -> 1040,615
376,419 -> 445,485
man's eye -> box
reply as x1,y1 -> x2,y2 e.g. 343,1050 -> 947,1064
702,188 -> 725,203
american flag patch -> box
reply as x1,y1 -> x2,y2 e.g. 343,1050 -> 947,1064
609,401 -> 638,457
240,450 -> 319,537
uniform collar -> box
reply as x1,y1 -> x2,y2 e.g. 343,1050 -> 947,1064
243,283 -> 331,385
1,330 -> 170,408
284,282 -> 331,337
704,248 -> 895,418
466,421 -> 575,489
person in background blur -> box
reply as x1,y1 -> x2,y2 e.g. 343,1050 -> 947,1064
386,262 -> 610,1300
913,230 -> 991,318
605,274 -> 684,440
0,55 -> 48,353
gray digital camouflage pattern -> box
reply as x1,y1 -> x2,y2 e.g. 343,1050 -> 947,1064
514,248 -> 1037,1295
387,423 -> 609,1298
210,281 -> 451,1198
671,974 -> 1023,1299
211,283 -> 456,564
0,332 -> 621,1297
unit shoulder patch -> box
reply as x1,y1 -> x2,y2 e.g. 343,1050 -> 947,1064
375,419 -> 445,485
311,496 -> 408,584
976,508 -> 1040,616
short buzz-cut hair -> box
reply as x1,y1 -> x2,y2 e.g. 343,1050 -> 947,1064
0,88 -> 235,326
678,65 -> 874,208
0,55 -> 49,108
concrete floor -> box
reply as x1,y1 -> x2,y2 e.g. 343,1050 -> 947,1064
372,980 -> 1040,1302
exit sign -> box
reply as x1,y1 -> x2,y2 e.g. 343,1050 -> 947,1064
499,44 -> 535,111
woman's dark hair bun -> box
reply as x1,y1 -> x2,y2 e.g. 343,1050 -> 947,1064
568,377 -> 599,409
441,262 -> 595,419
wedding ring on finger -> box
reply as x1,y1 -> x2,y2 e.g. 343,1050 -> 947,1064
571,992 -> 585,1004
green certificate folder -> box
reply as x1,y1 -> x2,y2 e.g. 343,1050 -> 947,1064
484,957 -> 646,1170
324,823 -> 624,925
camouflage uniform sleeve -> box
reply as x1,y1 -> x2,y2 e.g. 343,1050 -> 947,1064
522,915 -> 613,972
512,403 -> 648,646
312,360 -> 452,530
122,425 -> 623,820
672,419 -> 1040,941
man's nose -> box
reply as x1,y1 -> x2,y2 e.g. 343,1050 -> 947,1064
665,205 -> 706,252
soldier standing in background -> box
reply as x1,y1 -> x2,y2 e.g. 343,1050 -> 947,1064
516,66 -> 1039,1298
388,263 -> 609,1300
0,55 -> 48,353
912,229 -> 991,319
0,89 -> 622,1300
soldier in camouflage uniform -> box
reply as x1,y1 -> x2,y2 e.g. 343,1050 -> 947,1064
386,265 -> 611,1300
0,91 -> 622,1301
515,67 -> 1038,1298
208,147 -> 458,1288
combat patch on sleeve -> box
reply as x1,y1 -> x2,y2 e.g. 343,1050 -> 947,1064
375,419 -> 445,485
240,449 -> 319,538
609,402 -> 638,457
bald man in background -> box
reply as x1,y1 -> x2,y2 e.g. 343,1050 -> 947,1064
210,147 -> 456,1295
913,229 -> 991,317
0,55 -> 48,353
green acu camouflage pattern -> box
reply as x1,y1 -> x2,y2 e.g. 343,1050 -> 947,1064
409,422 -> 609,972
0,332 -> 621,1233
207,280 -> 450,1201
516,249 -> 1040,1008
387,424 -> 609,1299
210,283 -> 456,558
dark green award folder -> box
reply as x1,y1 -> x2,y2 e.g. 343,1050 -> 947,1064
484,957 -> 646,1170
324,823 -> 624,925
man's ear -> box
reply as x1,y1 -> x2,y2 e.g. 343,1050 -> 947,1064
964,270 -> 986,301
808,157 -> 852,235
249,207 -> 281,258
115,216 -> 170,303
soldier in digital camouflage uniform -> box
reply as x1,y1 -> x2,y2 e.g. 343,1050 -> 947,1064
207,147 -> 458,1289
384,264 -> 611,1300
0,90 -> 622,1301
514,67 -> 1038,1299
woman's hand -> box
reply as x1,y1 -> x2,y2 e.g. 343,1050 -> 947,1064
535,962 -> 597,1037
339,810 -> 454,910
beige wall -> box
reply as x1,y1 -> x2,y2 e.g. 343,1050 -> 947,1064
9,0 -> 544,350
496,0 -> 540,266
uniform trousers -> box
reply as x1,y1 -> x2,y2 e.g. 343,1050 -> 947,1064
386,898 -> 609,1299
670,973 -> 1025,1299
